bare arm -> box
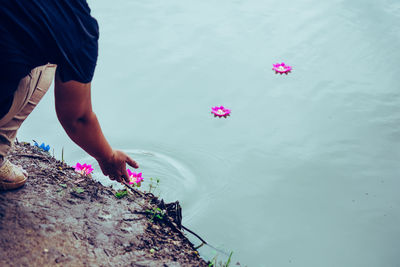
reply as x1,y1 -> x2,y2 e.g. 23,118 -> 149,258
54,73 -> 138,182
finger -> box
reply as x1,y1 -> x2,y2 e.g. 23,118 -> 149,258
100,167 -> 110,176
126,156 -> 139,169
122,169 -> 130,184
115,172 -> 123,183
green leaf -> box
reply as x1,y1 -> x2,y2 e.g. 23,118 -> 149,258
115,190 -> 128,199
59,183 -> 67,188
75,187 -> 85,194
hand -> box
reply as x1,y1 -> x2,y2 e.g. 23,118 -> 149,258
97,150 -> 139,183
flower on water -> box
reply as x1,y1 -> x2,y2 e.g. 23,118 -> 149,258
34,141 -> 50,152
272,62 -> 292,75
74,163 -> 93,176
127,169 -> 143,187
211,106 -> 231,118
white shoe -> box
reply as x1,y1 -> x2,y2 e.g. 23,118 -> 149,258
0,159 -> 28,190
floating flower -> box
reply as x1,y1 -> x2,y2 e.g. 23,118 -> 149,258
272,62 -> 292,75
211,106 -> 231,118
74,163 -> 93,176
34,141 -> 50,152
127,169 -> 143,187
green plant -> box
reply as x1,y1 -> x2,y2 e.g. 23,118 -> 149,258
147,177 -> 160,195
145,207 -> 165,222
74,187 -> 85,194
209,252 -> 233,267
115,190 -> 128,199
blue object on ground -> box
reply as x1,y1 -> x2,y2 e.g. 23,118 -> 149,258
34,141 -> 50,152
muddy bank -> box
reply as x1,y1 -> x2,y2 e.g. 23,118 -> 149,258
0,142 -> 208,267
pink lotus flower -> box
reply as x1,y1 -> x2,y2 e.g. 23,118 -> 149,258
74,163 -> 93,176
272,62 -> 292,75
127,169 -> 143,187
211,106 -> 231,118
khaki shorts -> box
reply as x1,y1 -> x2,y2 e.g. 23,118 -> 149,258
0,63 -> 57,158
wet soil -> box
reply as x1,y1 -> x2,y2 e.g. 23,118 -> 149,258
0,142 -> 208,267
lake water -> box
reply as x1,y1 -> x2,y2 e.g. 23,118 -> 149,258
18,0 -> 400,266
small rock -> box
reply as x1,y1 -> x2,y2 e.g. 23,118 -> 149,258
152,224 -> 161,230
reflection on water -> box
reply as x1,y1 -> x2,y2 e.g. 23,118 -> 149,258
17,0 -> 400,266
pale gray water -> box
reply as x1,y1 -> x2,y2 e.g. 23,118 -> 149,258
18,0 -> 400,266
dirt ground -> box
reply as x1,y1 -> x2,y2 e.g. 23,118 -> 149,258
0,142 -> 209,267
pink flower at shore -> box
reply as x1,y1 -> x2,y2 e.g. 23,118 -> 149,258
127,169 -> 143,187
74,163 -> 93,176
272,62 -> 292,75
211,106 -> 231,118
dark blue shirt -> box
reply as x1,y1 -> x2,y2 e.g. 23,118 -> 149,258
0,0 -> 99,118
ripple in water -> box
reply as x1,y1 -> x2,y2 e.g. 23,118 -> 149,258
78,148 -> 209,223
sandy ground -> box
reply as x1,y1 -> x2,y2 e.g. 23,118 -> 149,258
0,142 -> 208,267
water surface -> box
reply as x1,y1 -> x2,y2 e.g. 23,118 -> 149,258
19,0 -> 400,266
